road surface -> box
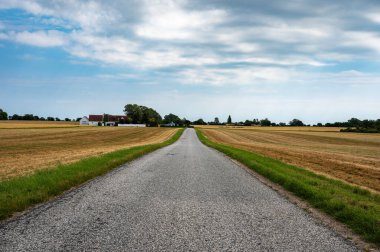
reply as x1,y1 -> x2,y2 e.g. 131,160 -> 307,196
0,129 -> 359,251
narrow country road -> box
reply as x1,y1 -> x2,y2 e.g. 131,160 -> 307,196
0,129 -> 359,251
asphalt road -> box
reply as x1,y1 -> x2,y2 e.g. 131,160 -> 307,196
0,128 -> 359,251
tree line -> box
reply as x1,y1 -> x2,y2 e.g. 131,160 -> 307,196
195,115 -> 306,126
0,109 -> 77,122
192,115 -> 380,132
123,104 -> 191,127
2,107 -> 379,132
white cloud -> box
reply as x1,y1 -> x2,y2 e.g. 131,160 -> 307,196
11,30 -> 67,47
0,33 -> 8,40
179,67 -> 297,86
0,0 -> 52,15
241,56 -> 327,67
1,0 -> 380,88
135,0 -> 226,40
366,12 -> 380,24
68,32 -> 140,65
343,31 -> 380,54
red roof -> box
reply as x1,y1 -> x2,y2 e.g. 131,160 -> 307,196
89,115 -> 103,121
108,115 -> 126,121
88,114 -> 127,122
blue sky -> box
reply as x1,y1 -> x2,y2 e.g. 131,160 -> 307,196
0,0 -> 379,124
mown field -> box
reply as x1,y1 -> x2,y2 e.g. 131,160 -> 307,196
0,120 -> 79,128
198,126 -> 380,193
0,121 -> 178,180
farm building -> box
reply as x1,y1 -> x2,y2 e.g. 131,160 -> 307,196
79,116 -> 89,125
80,114 -> 128,126
162,122 -> 177,127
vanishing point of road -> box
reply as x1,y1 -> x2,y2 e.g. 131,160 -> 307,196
0,129 -> 359,251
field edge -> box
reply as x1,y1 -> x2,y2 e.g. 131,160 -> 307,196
196,129 -> 380,248
0,128 -> 185,221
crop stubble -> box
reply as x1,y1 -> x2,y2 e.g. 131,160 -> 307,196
0,124 -> 177,180
200,126 -> 380,192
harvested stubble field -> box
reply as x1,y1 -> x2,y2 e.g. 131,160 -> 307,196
0,122 -> 178,180
198,126 -> 380,192
0,120 -> 79,128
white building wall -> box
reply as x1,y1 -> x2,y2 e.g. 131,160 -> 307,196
118,124 -> 146,127
79,117 -> 89,125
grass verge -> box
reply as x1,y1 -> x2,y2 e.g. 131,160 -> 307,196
196,129 -> 380,246
0,128 -> 184,221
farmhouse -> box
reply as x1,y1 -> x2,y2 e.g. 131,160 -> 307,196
80,114 -> 127,126
162,122 -> 177,127
79,116 -> 89,125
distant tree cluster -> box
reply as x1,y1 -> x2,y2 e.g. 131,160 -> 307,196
202,115 -> 306,127
0,108 -> 8,120
7,113 -> 72,121
122,106 -> 190,127
196,115 -> 380,133
160,113 -> 191,127
124,104 -> 162,126
163,113 -> 181,125
339,118 -> 380,133
193,118 -> 207,125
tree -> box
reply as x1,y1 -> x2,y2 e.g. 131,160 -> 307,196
376,119 -> 380,130
361,119 -> 374,129
124,104 -> 143,124
214,117 -> 220,125
65,118 -> 71,121
163,113 -> 181,125
252,119 -> 260,125
47,117 -> 55,121
348,118 -> 361,128
0,109 -> 8,120
289,118 -> 304,126
11,114 -> 20,120
123,104 -> 161,126
23,114 -> 34,120
244,120 -> 252,126
193,118 -> 207,125
141,107 -> 161,126
182,118 -> 191,127
103,114 -> 109,123
55,117 -> 61,121
260,118 -> 271,126
227,115 -> 232,124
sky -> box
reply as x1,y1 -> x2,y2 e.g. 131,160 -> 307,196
0,0 -> 379,124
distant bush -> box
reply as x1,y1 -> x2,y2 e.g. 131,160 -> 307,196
340,128 -> 380,133
0,109 -> 7,120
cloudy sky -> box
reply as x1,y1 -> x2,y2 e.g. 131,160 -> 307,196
1,0 -> 379,123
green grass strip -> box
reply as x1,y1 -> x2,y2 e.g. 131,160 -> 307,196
196,129 -> 380,246
0,128 -> 184,221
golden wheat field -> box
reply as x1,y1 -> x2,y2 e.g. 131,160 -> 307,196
0,122 -> 178,180
0,120 -> 79,128
198,126 -> 380,192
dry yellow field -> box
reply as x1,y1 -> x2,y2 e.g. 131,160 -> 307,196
0,120 -> 79,128
0,124 -> 178,180
198,126 -> 380,192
